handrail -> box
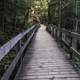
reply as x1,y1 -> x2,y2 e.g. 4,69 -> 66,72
0,25 -> 35,61
47,24 -> 80,71
48,24 -> 80,39
0,25 -> 39,80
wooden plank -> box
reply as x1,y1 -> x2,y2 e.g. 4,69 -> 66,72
15,25 -> 80,80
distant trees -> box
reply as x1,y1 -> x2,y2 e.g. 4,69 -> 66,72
61,0 -> 74,30
31,0 -> 48,24
48,0 -> 60,25
0,0 -> 49,46
48,0 -> 80,32
0,0 -> 32,45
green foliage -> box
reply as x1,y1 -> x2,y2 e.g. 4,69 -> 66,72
25,19 -> 33,28
0,0 -> 32,78
0,0 -> 32,46
48,0 -> 60,24
48,0 -> 80,31
31,0 -> 48,24
0,31 -> 9,46
0,50 -> 16,79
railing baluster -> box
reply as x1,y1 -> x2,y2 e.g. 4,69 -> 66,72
19,40 -> 22,49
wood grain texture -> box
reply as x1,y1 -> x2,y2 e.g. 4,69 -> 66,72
15,25 -> 80,80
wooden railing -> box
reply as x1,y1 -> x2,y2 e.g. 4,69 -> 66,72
0,25 -> 39,80
47,24 -> 80,71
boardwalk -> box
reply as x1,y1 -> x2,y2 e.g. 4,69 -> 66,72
15,25 -> 80,80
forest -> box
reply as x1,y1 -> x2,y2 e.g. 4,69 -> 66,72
0,0 -> 80,79
1,0 -> 80,46
0,0 -> 48,46
48,0 -> 80,32
0,0 -> 31,46
0,0 -> 48,78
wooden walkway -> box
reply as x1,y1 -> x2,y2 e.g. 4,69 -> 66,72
15,25 -> 80,80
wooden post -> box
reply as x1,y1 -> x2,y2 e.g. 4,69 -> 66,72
15,40 -> 23,54
20,40 -> 22,48
59,31 -> 62,46
55,29 -> 58,41
51,26 -> 53,36
52,27 -> 54,37
62,32 -> 66,48
53,28 -> 56,39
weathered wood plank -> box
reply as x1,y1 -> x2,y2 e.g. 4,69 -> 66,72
15,25 -> 80,80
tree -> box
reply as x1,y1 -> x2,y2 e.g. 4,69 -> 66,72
48,0 -> 80,32
0,0 -> 32,45
31,0 -> 48,24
